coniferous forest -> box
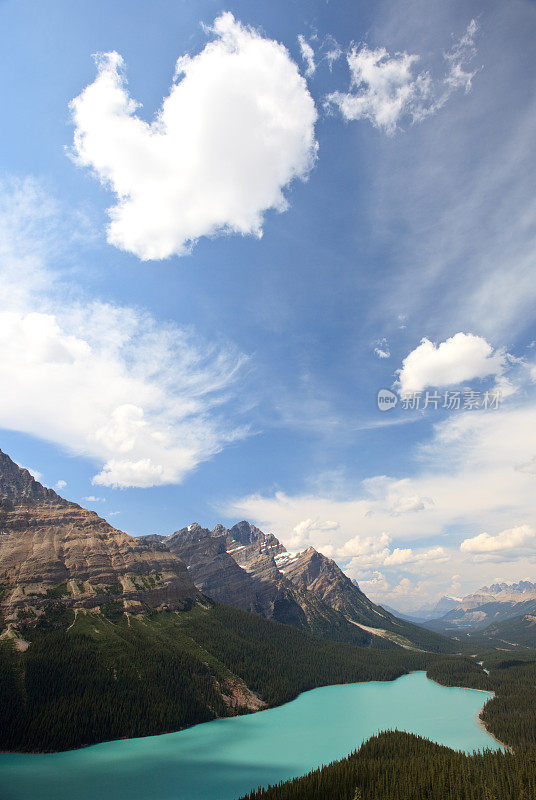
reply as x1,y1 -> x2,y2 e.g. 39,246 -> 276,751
240,651 -> 536,800
240,732 -> 536,800
3,601 -> 536,799
0,601 -> 436,752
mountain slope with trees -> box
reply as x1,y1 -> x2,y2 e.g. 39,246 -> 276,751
0,602 -> 441,752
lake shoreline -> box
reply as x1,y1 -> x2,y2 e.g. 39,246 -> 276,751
0,672 -> 502,800
475,710 -> 510,751
424,678 -> 513,755
426,676 -> 509,752
0,667 -> 420,756
0,671 -> 501,756
1,669 -> 502,756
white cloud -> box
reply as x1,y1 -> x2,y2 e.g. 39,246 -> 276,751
55,480 -> 67,490
377,577 -> 431,608
0,177 -> 76,310
362,477 -> 434,517
327,45 -> 428,134
397,333 -> 506,394
223,394 -> 536,604
516,456 -> 536,475
460,524 -> 535,555
282,517 -> 340,553
390,494 -> 434,516
23,467 -> 42,481
297,34 -> 315,77
357,570 -> 388,591
70,13 -> 318,260
343,534 -> 445,570
338,531 -> 391,560
326,20 -> 478,134
0,181 -> 248,489
323,37 -> 343,70
0,308 -> 246,489
374,338 -> 390,359
443,19 -> 479,92
83,495 -> 105,502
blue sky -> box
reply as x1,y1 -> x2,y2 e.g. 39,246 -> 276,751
1,0 -> 535,610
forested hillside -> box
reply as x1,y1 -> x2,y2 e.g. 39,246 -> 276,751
241,650 -> 536,799
0,602 -> 439,752
471,613 -> 536,648
240,731 -> 536,800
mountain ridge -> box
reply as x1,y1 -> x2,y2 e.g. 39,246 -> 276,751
0,447 -> 453,654
139,521 -> 455,653
0,449 -> 200,624
424,580 -> 536,636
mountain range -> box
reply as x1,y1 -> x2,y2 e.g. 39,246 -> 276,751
139,523 -> 450,652
0,446 -> 456,751
422,581 -> 536,646
383,596 -> 460,623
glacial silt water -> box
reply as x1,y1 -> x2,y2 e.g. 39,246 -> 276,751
0,671 -> 501,800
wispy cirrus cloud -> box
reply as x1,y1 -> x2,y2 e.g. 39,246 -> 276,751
326,19 -> 478,134
297,34 -> 316,77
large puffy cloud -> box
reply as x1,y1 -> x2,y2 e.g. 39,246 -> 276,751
326,20 -> 478,134
460,525 -> 535,555
70,13 -> 318,260
0,180 -> 247,488
397,333 -> 506,394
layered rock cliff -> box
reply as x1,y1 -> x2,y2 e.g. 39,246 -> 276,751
0,450 -> 199,624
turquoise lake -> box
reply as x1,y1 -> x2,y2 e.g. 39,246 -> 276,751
0,672 -> 501,800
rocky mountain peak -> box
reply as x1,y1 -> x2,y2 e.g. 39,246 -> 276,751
228,520 -> 267,545
139,519 -> 450,651
212,524 -> 227,536
0,448 -> 201,624
0,449 -> 68,508
170,523 -> 211,544
483,580 -> 536,596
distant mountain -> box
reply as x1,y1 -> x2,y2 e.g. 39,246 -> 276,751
467,581 -> 536,605
383,596 -> 460,623
424,581 -> 536,635
140,522 -> 455,653
473,610 -> 536,648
